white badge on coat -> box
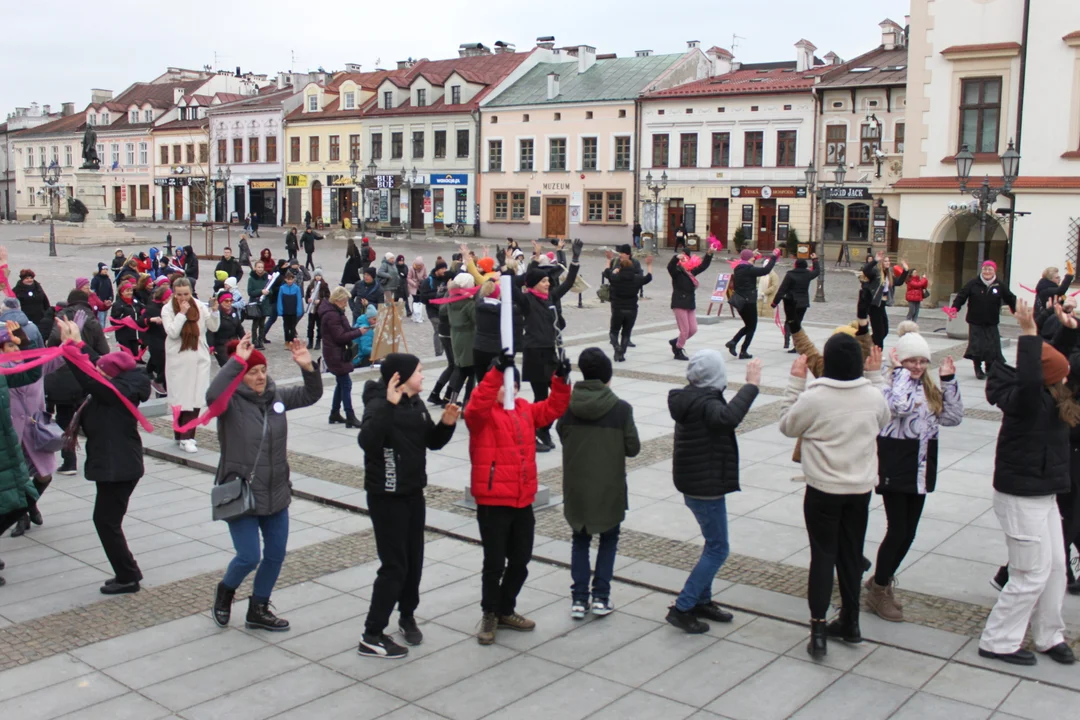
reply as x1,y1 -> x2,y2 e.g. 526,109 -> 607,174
273,401 -> 285,414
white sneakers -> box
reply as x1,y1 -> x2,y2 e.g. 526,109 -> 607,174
179,439 -> 198,454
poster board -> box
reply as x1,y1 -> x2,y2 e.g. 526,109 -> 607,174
370,299 -> 409,362
710,273 -> 732,304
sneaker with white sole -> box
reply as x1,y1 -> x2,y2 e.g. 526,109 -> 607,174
179,439 -> 199,454
591,599 -> 614,616
571,600 -> 587,620
357,633 -> 408,659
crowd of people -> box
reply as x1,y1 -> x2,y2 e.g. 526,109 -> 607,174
0,232 -> 1077,673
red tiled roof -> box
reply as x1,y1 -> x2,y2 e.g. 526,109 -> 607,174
894,176 -> 1080,190
211,87 -> 299,111
1064,31 -> 1080,41
152,118 -> 208,132
940,42 -> 1021,55
706,46 -> 733,58
14,112 -> 86,137
816,46 -> 907,89
327,69 -> 408,91
644,65 -> 828,98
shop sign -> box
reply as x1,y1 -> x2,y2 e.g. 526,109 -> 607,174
326,175 -> 353,187
376,174 -> 400,189
423,191 -> 432,213
731,186 -> 807,199
542,182 -> 571,191
286,174 -> 308,188
154,177 -> 190,187
250,180 -> 277,190
431,173 -> 468,186
823,187 -> 872,200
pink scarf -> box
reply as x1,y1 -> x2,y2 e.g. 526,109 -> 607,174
525,288 -> 549,300
430,286 -> 482,305
171,364 -> 247,433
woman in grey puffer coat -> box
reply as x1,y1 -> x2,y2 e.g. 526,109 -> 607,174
208,333 -> 322,632
376,252 -> 400,304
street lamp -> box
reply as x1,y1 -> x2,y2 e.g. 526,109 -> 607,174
39,160 -> 61,257
954,140 -> 1020,267
806,160 -> 852,302
832,160 -> 847,186
215,167 -> 231,223
644,170 -> 667,255
362,160 -> 377,233
348,157 -> 359,229
400,166 -> 418,239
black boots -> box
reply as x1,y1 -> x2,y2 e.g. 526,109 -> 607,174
614,348 -> 626,362
329,411 -> 346,425
246,598 -> 290,632
973,361 -> 986,380
213,582 -> 236,628
609,332 -> 619,350
427,391 -> 448,407
536,427 -> 555,451
314,339 -> 321,350
808,619 -> 828,659
826,610 -> 862,644
738,350 -> 753,360
673,347 -> 689,361
725,340 -> 738,357
345,412 -> 361,429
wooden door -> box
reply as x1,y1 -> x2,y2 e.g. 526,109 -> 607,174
709,198 -> 728,246
128,185 -> 137,216
666,200 -> 684,247
545,198 -> 567,237
757,199 -> 777,251
161,187 -> 170,219
113,186 -> 123,217
311,181 -> 322,223
410,188 -> 424,228
174,187 -> 184,220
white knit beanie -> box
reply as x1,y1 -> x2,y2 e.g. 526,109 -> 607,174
451,273 -> 475,290
895,333 -> 931,362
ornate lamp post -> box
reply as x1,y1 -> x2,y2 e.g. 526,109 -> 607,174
804,160 -> 849,302
215,167 -> 231,224
644,170 -> 667,255
39,160 -> 61,257
954,140 -> 1020,267
349,157 -> 359,229
400,166 -> 417,239
362,160 -> 377,233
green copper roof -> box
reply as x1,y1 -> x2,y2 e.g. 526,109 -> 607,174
485,53 -> 683,107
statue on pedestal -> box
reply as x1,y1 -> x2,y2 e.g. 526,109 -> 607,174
80,125 -> 100,170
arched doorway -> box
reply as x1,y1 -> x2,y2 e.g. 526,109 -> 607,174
311,181 -> 323,225
933,213 -> 1008,294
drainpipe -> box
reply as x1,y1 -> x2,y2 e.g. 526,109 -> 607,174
633,97 -> 642,227
473,108 -> 481,237
1004,0 -> 1030,287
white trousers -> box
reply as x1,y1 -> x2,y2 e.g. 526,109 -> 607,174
979,491 -> 1066,654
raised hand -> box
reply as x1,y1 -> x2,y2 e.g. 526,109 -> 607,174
940,356 -> 956,377
289,338 -> 314,370
605,249 -> 614,262
1013,298 -> 1036,335
1053,297 -> 1078,329
571,238 -> 584,262
555,357 -> 572,380
386,372 -> 404,405
0,245 -> 7,265
441,403 -> 461,425
791,354 -> 808,379
57,317 -> 81,344
810,253 -> 817,260
645,256 -> 654,271
745,358 -> 763,386
865,346 -> 883,372
889,347 -> 900,367
235,333 -> 254,361
209,296 -> 219,312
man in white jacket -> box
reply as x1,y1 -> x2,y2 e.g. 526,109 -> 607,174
779,334 -> 890,660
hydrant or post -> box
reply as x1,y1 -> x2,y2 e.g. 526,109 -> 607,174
166,232 -> 173,256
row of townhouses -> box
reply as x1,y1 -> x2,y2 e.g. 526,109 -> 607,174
3,0 -> 1079,299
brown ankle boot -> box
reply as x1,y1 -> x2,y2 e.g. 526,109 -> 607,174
865,579 -> 903,622
864,575 -> 903,609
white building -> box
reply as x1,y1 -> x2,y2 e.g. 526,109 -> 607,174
1,102 -> 68,219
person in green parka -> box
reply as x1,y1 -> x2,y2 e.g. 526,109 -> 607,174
445,273 -> 477,404
556,347 -> 640,619
246,261 -> 273,350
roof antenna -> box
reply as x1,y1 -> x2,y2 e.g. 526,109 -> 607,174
731,34 -> 746,57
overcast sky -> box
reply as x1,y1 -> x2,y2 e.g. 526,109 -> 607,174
3,0 -> 910,115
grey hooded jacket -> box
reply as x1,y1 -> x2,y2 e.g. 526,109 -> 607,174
207,358 -> 323,516
376,258 -> 399,292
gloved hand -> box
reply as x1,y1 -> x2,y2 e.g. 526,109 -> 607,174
571,238 -> 584,263
492,349 -> 515,372
496,247 -> 506,267
943,306 -> 959,320
555,356 -> 572,380
772,247 -> 783,257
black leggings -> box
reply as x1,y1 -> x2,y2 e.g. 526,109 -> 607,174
305,251 -> 315,271
874,492 -> 926,586
448,365 -> 475,403
473,349 -> 499,384
804,486 -> 870,620
250,316 -> 266,347
782,299 -> 807,336
282,314 -> 299,343
609,308 -> 637,351
306,313 -> 321,346
868,303 -> 889,349
730,303 -> 759,352
431,335 -> 455,398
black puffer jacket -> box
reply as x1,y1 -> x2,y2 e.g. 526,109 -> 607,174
358,380 -> 456,496
986,335 -> 1071,496
209,307 -> 245,365
668,383 -> 758,497
774,264 -> 821,309
731,256 -> 777,303
1035,275 -> 1072,313
668,253 -> 712,310
474,297 -> 503,354
14,280 -> 51,325
603,266 -> 652,311
521,262 -> 579,349
952,276 -> 1017,326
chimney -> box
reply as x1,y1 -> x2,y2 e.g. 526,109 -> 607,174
90,88 -> 113,104
687,40 -> 700,49
577,45 -> 596,74
458,43 -> 490,58
706,46 -> 733,76
547,72 -> 560,100
174,87 -> 185,104
635,49 -> 653,57
536,36 -> 555,50
62,102 -> 75,116
823,51 -> 842,66
880,19 -> 903,50
494,40 -> 516,54
42,104 -> 51,115
794,39 -> 817,72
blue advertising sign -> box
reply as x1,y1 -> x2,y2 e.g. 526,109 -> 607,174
431,173 -> 469,186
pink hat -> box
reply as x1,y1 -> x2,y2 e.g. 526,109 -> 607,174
546,252 -> 556,261
982,260 -> 997,270
75,277 -> 90,289
97,351 -> 136,378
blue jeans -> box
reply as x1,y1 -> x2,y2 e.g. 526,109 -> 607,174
263,308 -> 278,337
96,310 -> 108,328
332,373 -> 353,415
570,525 -> 620,603
222,508 -> 289,601
675,496 -> 730,612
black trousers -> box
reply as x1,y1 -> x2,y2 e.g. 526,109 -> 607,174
1060,448 -> 1080,567
306,313 -> 322,346
305,251 -> 315,271
0,509 -> 25,536
803,486 -> 869,620
282,314 -> 299,343
250,316 -> 266,348
868,303 -> 889,349
874,492 -> 926,586
473,349 -> 499,384
730,303 -> 759,352
432,335 -> 455,397
447,365 -> 475,403
55,403 -> 77,471
782,299 -> 807,337
365,492 -> 426,635
94,480 -> 142,584
477,504 -> 535,615
174,409 -> 199,441
609,307 -> 638,351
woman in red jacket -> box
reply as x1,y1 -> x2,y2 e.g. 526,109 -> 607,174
905,270 -> 929,323
465,357 -> 571,647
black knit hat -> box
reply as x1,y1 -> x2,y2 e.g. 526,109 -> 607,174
822,333 -> 864,382
578,347 -> 612,384
525,268 -> 547,288
616,244 -> 632,256
380,353 -> 421,386
363,266 -> 377,279
795,258 -> 807,269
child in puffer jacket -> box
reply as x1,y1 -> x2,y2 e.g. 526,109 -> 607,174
352,305 -> 379,367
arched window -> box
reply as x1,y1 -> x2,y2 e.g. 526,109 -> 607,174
847,203 -> 870,242
823,202 -> 844,241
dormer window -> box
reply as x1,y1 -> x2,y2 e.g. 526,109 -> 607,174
130,111 -> 138,123
417,89 -> 427,107
88,114 -> 96,125
344,92 -> 355,110
451,86 -> 461,105
101,112 -> 110,124
308,95 -> 318,111
144,109 -> 153,123
179,108 -> 187,121
384,91 -> 393,110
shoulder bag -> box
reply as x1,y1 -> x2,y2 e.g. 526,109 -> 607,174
27,410 -> 65,454
244,303 -> 264,320
211,410 -> 268,522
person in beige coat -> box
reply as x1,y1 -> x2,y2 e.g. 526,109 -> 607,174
757,269 -> 780,316
161,277 -> 220,453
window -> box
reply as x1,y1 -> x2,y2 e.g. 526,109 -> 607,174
776,130 -> 797,167
586,111 -> 593,120
895,122 -> 905,154
329,135 -> 340,162
652,134 -> 669,167
186,144 -> 195,164
250,137 -> 260,163
519,139 -> 534,170
679,133 -> 698,168
493,191 -> 508,220
233,138 -> 243,163
823,202 -> 844,241
457,129 -> 469,158
349,134 -> 359,161
586,191 -> 622,222
412,131 -> 424,159
711,132 -> 730,167
290,137 -> 300,162
582,137 -> 598,171
606,192 -> 623,222
88,114 -> 96,125
308,95 -> 318,111
523,114 -> 530,122
217,139 -> 227,164
65,145 -> 72,167
199,143 -> 208,163
750,106 -> 759,112
139,142 -> 148,165
614,136 -> 631,170
391,132 -> 403,159
743,131 -> 763,166
618,109 -> 626,118
511,191 -> 526,220
784,104 -> 792,111
847,202 -> 870,241
658,109 -> 665,116
860,123 -> 880,164
371,133 -> 383,160
549,137 -> 566,170
554,113 -> 561,121
686,108 -> 693,114
383,91 -> 393,110
101,113 -> 109,124
490,115 -> 498,124
111,144 -> 120,166
826,125 -> 846,164
190,183 -> 206,215
434,130 -> 446,159
717,106 -> 726,113
416,89 -> 426,107
959,77 -> 1001,154
28,188 -> 34,206
144,109 -> 153,123
98,144 -> 105,163
451,86 -> 461,105
160,145 -> 168,164
130,111 -> 138,123
488,139 -> 502,170
139,185 -> 150,209
309,136 -> 319,162
26,147 -> 33,168
455,188 -> 467,222
343,92 -> 355,110
178,108 -> 187,121
587,192 -> 604,221
126,143 -> 135,166
51,146 -> 58,163
266,136 -> 277,163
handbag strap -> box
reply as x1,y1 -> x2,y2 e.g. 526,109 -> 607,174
247,408 -> 270,483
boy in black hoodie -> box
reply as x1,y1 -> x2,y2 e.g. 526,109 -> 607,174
357,354 -> 460,659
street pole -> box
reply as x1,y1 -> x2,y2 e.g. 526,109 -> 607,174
813,192 -> 825,303
48,186 -> 56,258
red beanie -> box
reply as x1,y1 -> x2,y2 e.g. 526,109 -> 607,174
1042,344 -> 1070,386
226,339 -> 266,369
478,257 -> 496,274
97,351 -> 136,378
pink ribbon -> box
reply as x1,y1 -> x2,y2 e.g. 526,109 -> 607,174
171,360 -> 247,433
774,305 -> 784,332
104,316 -> 150,333
430,286 -> 482,305
0,264 -> 12,297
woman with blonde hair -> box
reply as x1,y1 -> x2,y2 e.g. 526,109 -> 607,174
162,277 -> 219,453
1035,264 -> 1073,313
